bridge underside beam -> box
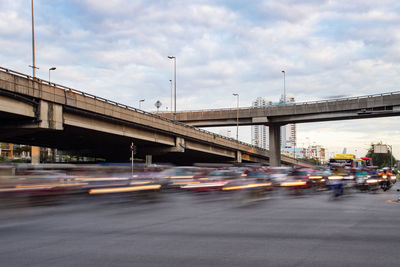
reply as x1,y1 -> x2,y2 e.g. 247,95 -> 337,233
63,112 -> 176,146
0,95 -> 36,118
271,109 -> 400,124
177,108 -> 400,127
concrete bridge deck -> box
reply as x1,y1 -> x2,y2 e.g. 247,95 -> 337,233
164,92 -> 400,127
158,89 -> 400,166
0,66 -> 311,166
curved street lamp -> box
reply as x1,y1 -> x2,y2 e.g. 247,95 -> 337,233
49,67 -> 56,83
139,99 -> 145,110
168,56 -> 176,120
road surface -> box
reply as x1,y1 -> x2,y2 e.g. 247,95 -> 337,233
1,185 -> 399,266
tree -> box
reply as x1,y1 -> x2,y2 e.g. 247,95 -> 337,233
365,142 -> 395,169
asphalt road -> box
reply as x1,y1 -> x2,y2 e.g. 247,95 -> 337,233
1,185 -> 400,267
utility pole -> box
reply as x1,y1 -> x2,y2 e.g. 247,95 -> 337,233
31,0 -> 36,78
30,0 -> 40,165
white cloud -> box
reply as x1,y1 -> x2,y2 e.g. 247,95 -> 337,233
2,0 -> 400,160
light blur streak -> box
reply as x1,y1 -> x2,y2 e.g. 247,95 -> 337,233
15,183 -> 88,188
169,176 -> 194,179
75,177 -> 130,181
328,176 -> 344,180
130,181 -> 152,185
89,184 -> 161,194
280,181 -> 307,187
182,182 -> 227,189
222,183 -> 272,191
171,181 -> 200,185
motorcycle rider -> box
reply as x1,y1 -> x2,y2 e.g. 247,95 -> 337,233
379,168 -> 391,191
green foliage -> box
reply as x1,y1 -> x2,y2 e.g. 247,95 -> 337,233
14,145 -> 30,155
365,142 -> 396,169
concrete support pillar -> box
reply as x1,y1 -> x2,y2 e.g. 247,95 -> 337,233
31,146 -> 40,164
165,137 -> 185,153
269,124 -> 281,166
9,144 -> 13,158
145,155 -> 152,166
38,100 -> 63,130
236,151 -> 242,163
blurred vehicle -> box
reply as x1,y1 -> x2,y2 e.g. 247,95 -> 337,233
221,169 -> 275,200
355,170 -> 380,192
268,167 -> 290,183
182,169 -> 241,192
329,154 -> 356,168
153,166 -> 211,190
378,168 -> 392,191
326,175 -> 344,198
279,168 -> 312,194
0,170 -> 87,204
308,168 -> 331,191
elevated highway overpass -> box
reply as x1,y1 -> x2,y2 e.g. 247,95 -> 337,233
0,66 -> 310,166
164,91 -> 400,165
169,93 -> 400,127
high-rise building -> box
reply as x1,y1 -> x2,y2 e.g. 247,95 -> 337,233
251,95 -> 297,149
251,97 -> 270,149
280,95 -> 296,148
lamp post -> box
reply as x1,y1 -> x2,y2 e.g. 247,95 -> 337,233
169,79 -> 172,112
48,67 -> 56,83
233,93 -> 239,141
168,56 -> 176,120
139,99 -> 145,110
281,70 -> 286,103
388,144 -> 393,169
29,0 -> 41,165
31,0 -> 36,78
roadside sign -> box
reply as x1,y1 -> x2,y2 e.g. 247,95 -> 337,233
374,144 -> 388,154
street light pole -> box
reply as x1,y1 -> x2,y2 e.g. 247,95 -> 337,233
281,70 -> 286,103
139,99 -> 145,110
388,144 -> 393,169
168,56 -> 176,120
169,79 -> 172,112
31,0 -> 36,78
30,0 -> 41,165
48,67 -> 56,83
233,93 -> 239,141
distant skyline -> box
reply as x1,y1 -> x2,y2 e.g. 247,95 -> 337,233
1,1 -> 400,158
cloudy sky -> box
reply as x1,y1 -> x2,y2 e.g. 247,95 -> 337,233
1,0 -> 400,158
